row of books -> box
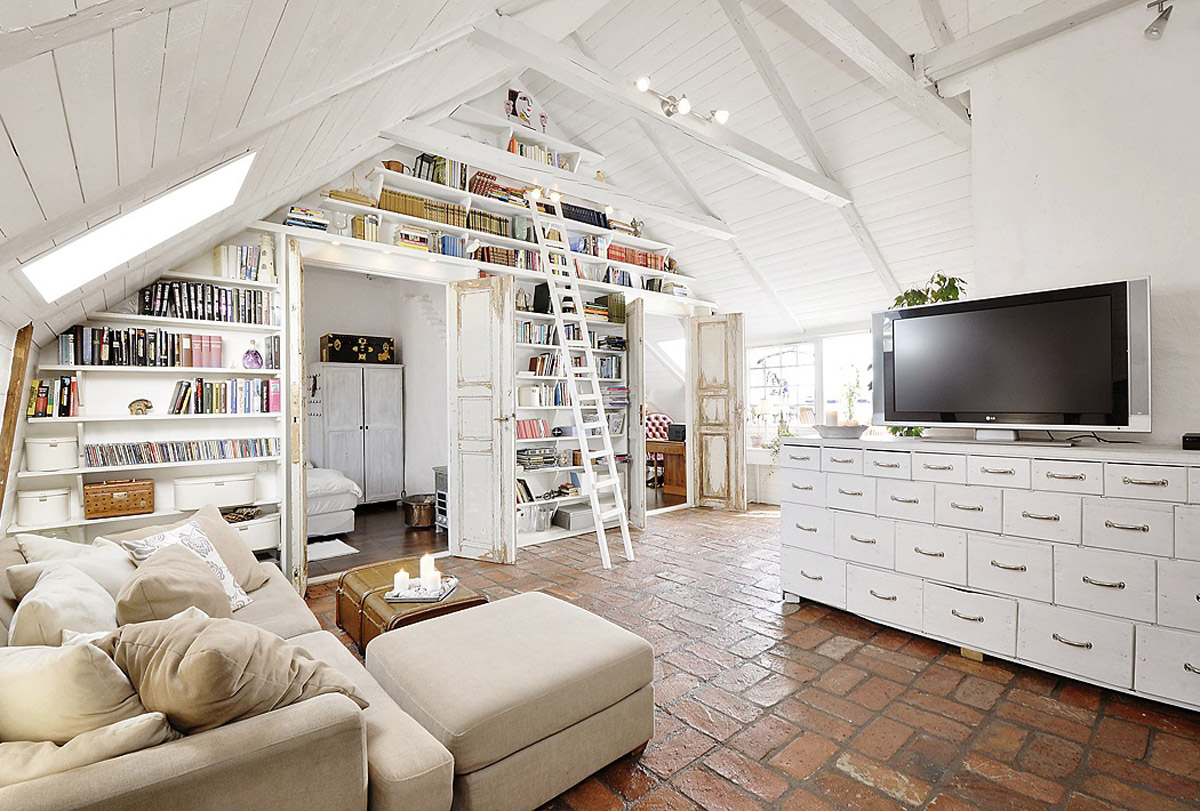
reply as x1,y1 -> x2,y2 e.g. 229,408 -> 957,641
561,203 -> 610,230
392,226 -> 467,258
602,386 -> 630,409
351,214 -> 381,242
467,170 -> 529,208
596,356 -> 623,380
507,138 -> 572,171
379,189 -> 467,228
58,327 -> 231,368
568,235 -> 606,257
515,418 -> 552,439
214,244 -> 272,281
139,281 -> 281,326
644,278 -> 691,297
516,320 -> 557,345
27,376 -> 77,418
477,246 -> 541,270
285,207 -> 328,230
466,209 -> 514,238
526,353 -> 563,377
84,437 -> 281,468
518,382 -> 570,407
166,378 -> 282,415
607,245 -> 665,270
414,154 -> 468,190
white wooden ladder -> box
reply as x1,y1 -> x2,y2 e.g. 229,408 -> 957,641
526,196 -> 634,569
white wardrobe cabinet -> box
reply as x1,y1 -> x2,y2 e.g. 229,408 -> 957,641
309,362 -> 404,504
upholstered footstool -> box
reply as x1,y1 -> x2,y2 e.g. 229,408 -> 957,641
365,592 -> 653,811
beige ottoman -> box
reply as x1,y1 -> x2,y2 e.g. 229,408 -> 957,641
365,592 -> 654,811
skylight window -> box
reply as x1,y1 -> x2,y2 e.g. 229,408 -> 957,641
19,152 -> 257,303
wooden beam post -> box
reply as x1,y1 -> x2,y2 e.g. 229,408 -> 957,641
0,323 -> 34,513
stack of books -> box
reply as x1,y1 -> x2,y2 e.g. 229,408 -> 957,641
213,244 -> 267,280
284,207 -> 328,231
27,376 -> 78,418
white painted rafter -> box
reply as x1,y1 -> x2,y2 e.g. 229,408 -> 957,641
716,0 -> 900,298
917,0 -> 955,48
469,13 -> 853,206
775,0 -> 970,148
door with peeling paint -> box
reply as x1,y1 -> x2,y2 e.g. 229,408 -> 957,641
627,298 -> 647,528
687,313 -> 746,511
448,276 -> 516,563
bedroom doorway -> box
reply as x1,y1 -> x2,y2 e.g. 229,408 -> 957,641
301,267 -> 449,580
641,312 -> 691,515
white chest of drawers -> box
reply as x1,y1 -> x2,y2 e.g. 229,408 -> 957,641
779,437 -> 1200,712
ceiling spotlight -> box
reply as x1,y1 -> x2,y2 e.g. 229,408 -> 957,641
636,76 -> 651,92
1145,1 -> 1173,39
549,190 -> 562,203
713,109 -> 730,125
676,94 -> 691,116
604,205 -> 614,216
527,186 -> 542,200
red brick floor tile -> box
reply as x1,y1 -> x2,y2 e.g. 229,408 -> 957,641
777,786 -> 839,811
702,747 -> 790,803
1088,749 -> 1200,802
893,734 -> 963,785
671,766 -> 763,810
1092,716 -> 1150,759
630,785 -> 697,810
973,720 -> 1029,762
726,714 -> 801,761
953,674 -> 1007,710
959,752 -> 1065,805
564,777 -> 624,811
1079,774 -> 1193,811
1064,791 -> 1123,811
913,663 -> 966,697
642,729 -> 717,779
852,716 -> 915,761
834,750 -> 933,807
668,697 -> 744,741
1147,732 -> 1200,779
597,756 -> 658,803
1017,732 -> 1084,780
742,673 -> 802,708
786,624 -> 833,650
768,731 -> 839,780
925,793 -> 984,810
850,676 -> 908,711
775,697 -> 858,743
814,662 -> 868,696
811,771 -> 906,811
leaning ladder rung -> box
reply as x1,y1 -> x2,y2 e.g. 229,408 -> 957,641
576,392 -> 602,400
592,478 -> 620,490
587,449 -> 611,460
599,508 -> 624,521
581,421 -> 605,430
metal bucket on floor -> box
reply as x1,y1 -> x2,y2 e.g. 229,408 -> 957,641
400,492 -> 436,528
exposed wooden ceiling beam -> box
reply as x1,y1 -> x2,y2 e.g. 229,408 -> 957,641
469,13 -> 853,206
716,0 -> 899,298
382,119 -> 736,240
916,0 -> 1141,96
774,0 -> 971,148
917,0 -> 955,48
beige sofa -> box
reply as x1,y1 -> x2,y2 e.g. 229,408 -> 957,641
0,536 -> 454,811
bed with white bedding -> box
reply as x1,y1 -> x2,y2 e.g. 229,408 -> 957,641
306,466 -> 362,537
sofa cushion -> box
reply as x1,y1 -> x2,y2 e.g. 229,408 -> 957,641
293,630 -> 454,811
8,567 -> 117,647
365,592 -> 654,774
6,543 -> 137,601
0,642 -> 146,743
105,505 -> 269,592
99,616 -> 368,734
0,712 -> 179,789
232,563 -> 321,639
116,545 -> 233,625
117,522 -> 251,612
0,536 -> 23,646
15,535 -> 121,562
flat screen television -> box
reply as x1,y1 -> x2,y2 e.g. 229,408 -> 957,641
872,279 -> 1151,433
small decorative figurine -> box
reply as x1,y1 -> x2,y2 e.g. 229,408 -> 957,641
128,399 -> 153,415
630,217 -> 645,237
242,340 -> 264,370
257,234 -> 276,284
515,288 -> 532,312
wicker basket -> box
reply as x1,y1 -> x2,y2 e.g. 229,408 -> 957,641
83,479 -> 154,520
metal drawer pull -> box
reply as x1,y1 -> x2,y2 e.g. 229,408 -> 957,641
873,461 -> 901,469
1122,476 -> 1169,487
1052,633 -> 1093,650
869,589 -> 897,601
800,570 -> 823,581
795,523 -> 818,533
990,560 -> 1027,572
1104,520 -> 1150,533
1185,663 -> 1200,675
850,534 -> 877,545
789,454 -> 812,461
791,483 -> 814,491
951,609 -> 984,623
830,456 -> 854,464
1046,471 -> 1086,481
890,495 -> 920,504
1082,575 -> 1125,589
914,547 -> 944,557
923,463 -> 954,471
950,502 -> 983,512
1021,510 -> 1060,522
980,466 -> 1015,475
838,488 -> 864,497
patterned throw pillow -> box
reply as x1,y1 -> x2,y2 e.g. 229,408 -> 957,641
119,522 -> 252,612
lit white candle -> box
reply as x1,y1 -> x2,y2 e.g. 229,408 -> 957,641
419,554 -> 439,592
394,569 -> 409,593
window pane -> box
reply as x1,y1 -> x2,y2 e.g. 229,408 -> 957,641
821,332 -> 873,426
746,340 -> 817,447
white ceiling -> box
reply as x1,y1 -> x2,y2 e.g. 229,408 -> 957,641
0,0 -> 1001,346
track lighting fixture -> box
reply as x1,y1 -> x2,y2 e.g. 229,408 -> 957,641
636,76 -> 652,92
636,78 -> 728,124
549,190 -> 562,203
1145,0 -> 1173,39
713,109 -> 730,125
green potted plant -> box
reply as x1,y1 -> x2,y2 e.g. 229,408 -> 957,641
887,273 -> 967,438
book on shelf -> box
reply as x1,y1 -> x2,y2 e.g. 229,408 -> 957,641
167,377 -> 281,415
84,437 -> 280,468
213,244 -> 266,281
606,244 -> 665,270
351,213 -> 381,241
27,376 -> 78,418
560,202 -> 610,229
284,207 -> 329,230
507,138 -> 572,171
477,245 -> 539,270
56,326 -> 263,369
515,418 -> 551,439
138,280 -> 281,326
378,188 -> 468,227
525,353 -> 563,377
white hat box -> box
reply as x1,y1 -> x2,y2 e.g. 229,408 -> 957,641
16,487 -> 72,527
227,513 -> 280,553
25,436 -> 78,472
174,473 -> 256,510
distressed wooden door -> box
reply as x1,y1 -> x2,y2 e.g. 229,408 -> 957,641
626,298 -> 647,528
323,365 -> 365,496
687,313 -> 746,511
363,366 -> 404,502
448,276 -> 515,562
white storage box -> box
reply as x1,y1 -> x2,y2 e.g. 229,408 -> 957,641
552,503 -> 620,531
25,436 -> 78,472
228,513 -> 280,553
174,472 -> 256,510
16,487 -> 72,527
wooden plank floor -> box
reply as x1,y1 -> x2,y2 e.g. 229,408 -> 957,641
305,502 -> 448,579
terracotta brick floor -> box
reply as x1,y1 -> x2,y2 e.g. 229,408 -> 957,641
304,506 -> 1200,810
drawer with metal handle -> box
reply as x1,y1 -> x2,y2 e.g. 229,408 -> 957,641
780,546 -> 846,608
913,453 -> 967,484
1177,505 -> 1200,563
876,479 -> 935,523
780,445 -> 821,471
1157,559 -> 1200,633
864,450 -> 911,480
780,502 -> 834,553
825,473 -> 876,514
895,523 -> 967,585
968,456 -> 1031,489
1053,546 -> 1156,622
847,565 -> 923,631
1083,497 -> 1174,556
1032,459 -> 1104,495
821,447 -> 863,475
1002,490 -> 1082,544
1135,625 -> 1200,707
1104,463 -> 1187,503
923,583 -> 1017,657
781,468 -> 825,508
966,533 -> 1054,601
935,484 -> 1002,533
833,512 -> 895,568
1018,600 -> 1134,688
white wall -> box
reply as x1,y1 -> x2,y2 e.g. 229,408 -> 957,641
303,269 -> 448,493
969,4 -> 1200,446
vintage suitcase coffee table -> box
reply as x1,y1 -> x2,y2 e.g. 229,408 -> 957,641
336,558 -> 487,652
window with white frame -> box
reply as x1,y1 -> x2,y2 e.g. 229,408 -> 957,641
746,342 -> 817,447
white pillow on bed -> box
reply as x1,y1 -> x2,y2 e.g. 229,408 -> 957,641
306,467 -> 363,498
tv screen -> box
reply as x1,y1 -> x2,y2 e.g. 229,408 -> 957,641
873,280 -> 1151,431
